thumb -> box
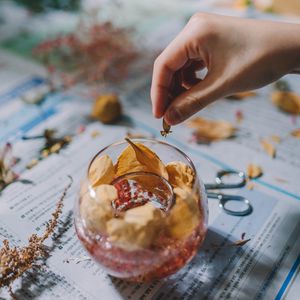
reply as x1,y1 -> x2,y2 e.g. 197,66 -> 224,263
164,75 -> 225,125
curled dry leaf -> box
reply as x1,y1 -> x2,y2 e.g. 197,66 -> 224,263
166,161 -> 194,189
115,138 -> 168,179
166,189 -> 199,239
80,185 -> 116,233
187,117 -> 236,142
247,163 -> 263,179
260,139 -> 276,158
226,91 -> 257,100
233,238 -> 251,247
291,128 -> 300,138
160,119 -> 172,137
91,94 -> 122,124
88,154 -> 115,187
271,91 -> 300,114
106,203 -> 163,250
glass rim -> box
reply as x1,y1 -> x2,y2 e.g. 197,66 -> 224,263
87,138 -> 198,181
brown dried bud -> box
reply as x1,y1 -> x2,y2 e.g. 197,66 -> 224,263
91,94 -> 122,124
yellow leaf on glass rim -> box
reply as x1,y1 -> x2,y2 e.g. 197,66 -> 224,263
166,161 -> 194,189
88,154 -> 115,187
260,139 -> 276,158
271,91 -> 300,114
116,138 -> 168,179
187,117 -> 236,142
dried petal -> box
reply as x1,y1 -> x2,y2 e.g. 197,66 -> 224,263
94,184 -> 118,208
88,154 -> 115,187
117,138 -> 168,179
271,91 -> 300,114
233,238 -> 251,247
291,128 -> 300,138
80,193 -> 113,233
187,117 -> 236,142
166,190 -> 200,239
260,139 -> 276,158
226,91 -> 256,100
160,119 -> 172,137
247,163 -> 263,179
106,203 -> 163,250
166,161 -> 194,189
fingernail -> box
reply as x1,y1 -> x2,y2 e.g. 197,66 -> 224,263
165,107 -> 182,125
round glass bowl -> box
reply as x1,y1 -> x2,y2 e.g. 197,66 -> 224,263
74,139 -> 208,282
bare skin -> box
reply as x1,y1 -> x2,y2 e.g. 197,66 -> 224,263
151,13 -> 300,125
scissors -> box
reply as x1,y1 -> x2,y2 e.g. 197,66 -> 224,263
204,170 -> 253,216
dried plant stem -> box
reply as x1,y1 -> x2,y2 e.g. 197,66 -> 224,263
0,176 -> 73,292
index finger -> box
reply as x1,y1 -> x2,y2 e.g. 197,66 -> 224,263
151,34 -> 189,118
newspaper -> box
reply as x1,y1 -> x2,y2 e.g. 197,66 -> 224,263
1,5 -> 300,300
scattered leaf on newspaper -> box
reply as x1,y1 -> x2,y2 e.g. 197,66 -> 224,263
233,238 -> 251,247
187,117 -> 236,142
271,91 -> 300,114
260,139 -> 276,158
226,91 -> 257,100
291,129 -> 300,138
247,163 -> 263,179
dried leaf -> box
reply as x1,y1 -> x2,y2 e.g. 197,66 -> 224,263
166,190 -> 199,239
226,91 -> 256,100
106,203 -> 163,250
160,119 -> 172,137
117,138 -> 168,179
260,139 -> 276,158
291,128 -> 300,138
88,154 -> 115,187
233,238 -> 251,247
80,192 -> 113,233
271,91 -> 300,114
115,145 -> 149,176
187,117 -> 236,142
166,161 -> 194,189
247,163 -> 263,179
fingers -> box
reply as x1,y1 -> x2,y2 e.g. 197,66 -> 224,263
151,31 -> 190,118
164,74 -> 224,125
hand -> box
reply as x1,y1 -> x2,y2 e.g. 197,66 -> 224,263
151,13 -> 300,125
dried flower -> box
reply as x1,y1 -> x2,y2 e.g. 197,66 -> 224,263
187,117 -> 236,143
160,119 -> 172,137
33,21 -> 138,87
235,110 -> 244,123
24,129 -> 73,169
0,143 -> 19,192
0,176 -> 73,292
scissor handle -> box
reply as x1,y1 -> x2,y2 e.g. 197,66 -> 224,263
207,192 -> 253,216
205,170 -> 247,190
